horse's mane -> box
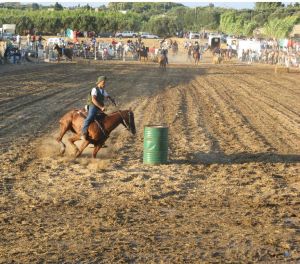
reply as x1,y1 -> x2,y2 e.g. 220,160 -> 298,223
106,109 -> 131,117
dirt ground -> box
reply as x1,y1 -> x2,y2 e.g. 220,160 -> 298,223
0,44 -> 300,263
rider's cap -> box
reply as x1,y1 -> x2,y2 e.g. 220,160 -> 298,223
97,76 -> 107,83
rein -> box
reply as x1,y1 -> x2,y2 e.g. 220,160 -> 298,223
117,110 -> 131,131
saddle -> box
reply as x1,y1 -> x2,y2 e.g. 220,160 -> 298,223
78,109 -> 108,137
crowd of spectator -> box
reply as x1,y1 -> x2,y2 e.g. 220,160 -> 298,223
239,39 -> 300,68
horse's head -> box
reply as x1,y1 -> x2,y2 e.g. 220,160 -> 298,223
121,110 -> 136,135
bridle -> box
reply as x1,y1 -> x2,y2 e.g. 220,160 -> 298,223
118,110 -> 132,131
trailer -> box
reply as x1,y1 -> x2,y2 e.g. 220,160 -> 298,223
208,34 -> 221,49
0,24 -> 16,34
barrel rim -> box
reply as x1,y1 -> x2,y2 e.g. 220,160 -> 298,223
144,125 -> 168,128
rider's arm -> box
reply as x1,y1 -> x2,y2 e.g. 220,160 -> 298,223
92,96 -> 105,111
101,89 -> 116,106
106,96 -> 116,106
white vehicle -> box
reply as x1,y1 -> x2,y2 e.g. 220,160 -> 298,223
189,32 -> 200,39
0,24 -> 16,34
47,37 -> 65,46
226,37 -> 238,50
115,31 -> 137,38
237,40 -> 261,60
0,32 -> 15,41
140,32 -> 159,39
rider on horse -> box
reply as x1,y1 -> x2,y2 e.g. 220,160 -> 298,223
82,76 -> 116,140
193,41 -> 200,52
160,39 -> 169,64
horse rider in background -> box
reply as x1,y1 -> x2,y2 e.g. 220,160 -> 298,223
160,39 -> 169,64
82,76 -> 116,140
193,41 -> 200,53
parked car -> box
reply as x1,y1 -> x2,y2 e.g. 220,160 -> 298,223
1,32 -> 16,41
97,32 -> 114,38
115,31 -> 137,38
140,32 -> 159,39
47,37 -> 65,47
189,32 -> 200,39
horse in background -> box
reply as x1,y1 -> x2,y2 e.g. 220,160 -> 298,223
56,109 -> 136,158
54,44 -> 73,62
213,55 -> 222,64
193,50 -> 200,65
123,44 -> 136,60
171,41 -> 178,56
138,46 -> 149,61
158,54 -> 167,70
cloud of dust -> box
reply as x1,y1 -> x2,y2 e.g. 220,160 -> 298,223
169,53 -> 193,64
36,132 -> 117,162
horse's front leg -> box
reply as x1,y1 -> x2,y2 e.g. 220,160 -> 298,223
92,144 -> 101,158
75,140 -> 90,158
68,134 -> 81,155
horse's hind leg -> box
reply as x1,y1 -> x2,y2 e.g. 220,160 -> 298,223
68,134 -> 81,155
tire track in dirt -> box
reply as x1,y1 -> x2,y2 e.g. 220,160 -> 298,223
0,68 -> 92,118
257,71 -> 300,96
239,75 -> 300,119
204,78 -> 278,151
217,74 -> 300,152
183,81 -> 222,155
232,78 -> 300,150
191,77 -> 252,153
0,87 -> 87,140
198,75 -> 277,152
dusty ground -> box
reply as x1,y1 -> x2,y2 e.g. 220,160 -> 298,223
0,47 -> 300,263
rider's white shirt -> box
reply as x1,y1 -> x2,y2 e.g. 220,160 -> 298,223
91,88 -> 108,97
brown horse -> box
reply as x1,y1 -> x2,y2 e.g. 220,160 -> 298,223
193,50 -> 200,65
54,44 -> 73,62
56,109 -> 136,158
158,54 -> 167,70
138,47 -> 148,61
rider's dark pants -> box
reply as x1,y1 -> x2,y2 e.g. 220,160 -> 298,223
82,105 -> 98,135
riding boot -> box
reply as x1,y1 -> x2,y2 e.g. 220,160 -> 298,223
81,132 -> 89,141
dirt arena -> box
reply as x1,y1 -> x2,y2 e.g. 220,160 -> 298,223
0,46 -> 300,263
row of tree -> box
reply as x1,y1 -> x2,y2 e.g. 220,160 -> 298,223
0,2 -> 299,38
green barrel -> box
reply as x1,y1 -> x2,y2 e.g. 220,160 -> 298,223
143,125 -> 169,165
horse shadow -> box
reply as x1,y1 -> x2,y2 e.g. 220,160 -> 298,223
171,151 -> 300,165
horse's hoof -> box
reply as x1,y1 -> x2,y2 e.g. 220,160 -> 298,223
74,150 -> 81,158
59,148 -> 65,155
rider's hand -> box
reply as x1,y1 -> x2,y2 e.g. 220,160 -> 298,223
101,107 -> 105,112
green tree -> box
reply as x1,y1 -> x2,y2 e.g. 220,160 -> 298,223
31,3 -> 39,10
146,15 -> 178,36
16,16 -> 34,34
263,15 -> 298,38
255,2 -> 284,10
54,2 -> 63,11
